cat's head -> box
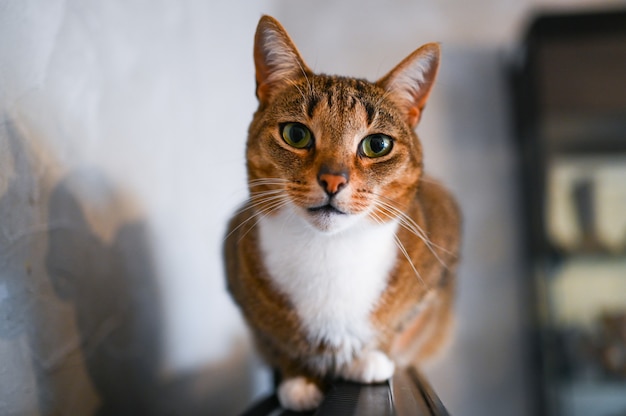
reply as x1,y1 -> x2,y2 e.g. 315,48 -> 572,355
246,16 -> 440,234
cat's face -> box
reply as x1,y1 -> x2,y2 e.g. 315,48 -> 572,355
247,76 -> 423,233
246,17 -> 439,234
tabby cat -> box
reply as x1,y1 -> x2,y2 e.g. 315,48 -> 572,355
224,15 -> 460,411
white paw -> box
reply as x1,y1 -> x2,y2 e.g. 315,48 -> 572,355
340,350 -> 395,383
277,376 -> 323,411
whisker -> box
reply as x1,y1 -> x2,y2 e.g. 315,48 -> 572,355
249,189 -> 286,200
235,190 -> 320,244
369,210 -> 426,288
228,178 -> 288,201
233,191 -> 286,216
236,197 -> 293,243
225,194 -> 290,242
373,193 -> 454,256
378,200 -> 451,269
235,206 -> 291,245
371,196 -> 452,270
237,201 -> 288,243
393,234 -> 426,287
230,178 -> 316,240
248,177 -> 290,187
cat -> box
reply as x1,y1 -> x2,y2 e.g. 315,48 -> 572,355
224,15 -> 461,412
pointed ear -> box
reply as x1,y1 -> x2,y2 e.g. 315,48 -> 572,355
376,43 -> 440,128
254,15 -> 311,105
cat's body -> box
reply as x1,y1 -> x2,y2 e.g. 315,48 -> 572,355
224,16 -> 460,411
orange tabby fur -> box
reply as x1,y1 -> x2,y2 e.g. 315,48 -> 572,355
224,15 -> 460,410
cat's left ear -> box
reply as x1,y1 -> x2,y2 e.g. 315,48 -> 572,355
376,43 -> 440,128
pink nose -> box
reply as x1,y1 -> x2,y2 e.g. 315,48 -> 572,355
318,173 -> 348,195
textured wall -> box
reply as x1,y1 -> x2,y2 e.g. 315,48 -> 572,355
0,1 -> 267,414
1,0 -> 621,415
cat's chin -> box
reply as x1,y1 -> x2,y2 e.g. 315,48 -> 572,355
301,206 -> 363,234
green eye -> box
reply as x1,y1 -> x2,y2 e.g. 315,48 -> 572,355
360,134 -> 393,158
281,123 -> 313,149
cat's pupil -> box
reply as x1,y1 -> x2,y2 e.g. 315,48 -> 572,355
370,136 -> 386,153
291,126 -> 305,143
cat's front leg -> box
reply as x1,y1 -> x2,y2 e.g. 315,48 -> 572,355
338,349 -> 395,383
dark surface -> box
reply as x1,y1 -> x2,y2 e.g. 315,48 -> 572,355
241,368 -> 449,416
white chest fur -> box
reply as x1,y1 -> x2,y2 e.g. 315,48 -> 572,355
258,208 -> 399,366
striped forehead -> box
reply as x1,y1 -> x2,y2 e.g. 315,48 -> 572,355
303,76 -> 394,127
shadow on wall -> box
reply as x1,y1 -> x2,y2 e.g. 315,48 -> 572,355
47,175 -> 255,415
46,172 -> 163,415
0,119 -> 254,415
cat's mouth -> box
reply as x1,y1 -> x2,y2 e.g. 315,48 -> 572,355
303,202 -> 360,233
307,204 -> 346,216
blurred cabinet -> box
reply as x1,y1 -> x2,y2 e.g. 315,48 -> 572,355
511,9 -> 626,416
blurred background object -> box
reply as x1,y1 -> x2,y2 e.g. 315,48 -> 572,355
511,9 -> 626,416
1,1 -> 625,415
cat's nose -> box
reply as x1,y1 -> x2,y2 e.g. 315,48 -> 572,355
318,172 -> 348,196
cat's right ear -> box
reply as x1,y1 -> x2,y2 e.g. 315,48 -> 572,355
254,15 -> 311,105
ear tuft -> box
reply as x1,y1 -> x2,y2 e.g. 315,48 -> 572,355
254,16 -> 310,104
377,43 -> 441,128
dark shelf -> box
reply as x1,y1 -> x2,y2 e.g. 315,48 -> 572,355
241,368 -> 448,416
